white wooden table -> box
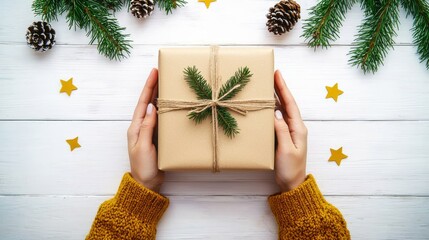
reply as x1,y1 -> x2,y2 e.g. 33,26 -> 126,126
1,1 -> 428,239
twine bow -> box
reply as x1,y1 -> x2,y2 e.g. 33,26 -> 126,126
157,46 -> 275,172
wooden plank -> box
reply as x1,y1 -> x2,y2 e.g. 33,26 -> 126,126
0,121 -> 428,196
0,195 -> 427,239
0,0 -> 415,45
1,45 -> 428,120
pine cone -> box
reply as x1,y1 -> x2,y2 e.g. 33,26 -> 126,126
130,0 -> 155,19
26,21 -> 56,52
266,0 -> 301,35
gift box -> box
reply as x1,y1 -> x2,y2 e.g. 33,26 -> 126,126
157,46 -> 275,171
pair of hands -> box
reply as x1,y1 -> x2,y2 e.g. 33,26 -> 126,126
127,68 -> 307,193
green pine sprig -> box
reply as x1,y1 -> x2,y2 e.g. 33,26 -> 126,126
184,66 -> 212,124
301,0 -> 356,48
217,107 -> 239,138
157,0 -> 187,14
32,0 -> 66,22
400,0 -> 429,69
184,66 -> 212,100
218,67 -> 252,101
349,0 -> 400,74
31,0 -> 187,60
184,66 -> 252,138
32,0 -> 132,60
303,0 -> 429,73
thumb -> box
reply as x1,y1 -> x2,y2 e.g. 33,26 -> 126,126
274,110 -> 294,148
137,103 -> 157,149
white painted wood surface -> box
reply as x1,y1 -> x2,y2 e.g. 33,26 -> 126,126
1,0 -> 429,239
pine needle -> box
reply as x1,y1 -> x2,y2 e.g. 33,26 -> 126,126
349,0 -> 400,74
400,0 -> 429,69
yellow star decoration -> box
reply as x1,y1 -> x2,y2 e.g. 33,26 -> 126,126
325,83 -> 344,102
199,0 -> 216,8
66,137 -> 81,151
60,78 -> 78,96
328,147 -> 348,166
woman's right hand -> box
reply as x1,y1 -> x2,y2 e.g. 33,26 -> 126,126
273,70 -> 308,192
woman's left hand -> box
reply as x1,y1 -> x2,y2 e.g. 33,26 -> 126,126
127,68 -> 164,192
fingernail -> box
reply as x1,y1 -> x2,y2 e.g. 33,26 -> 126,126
146,103 -> 154,115
275,110 -> 283,120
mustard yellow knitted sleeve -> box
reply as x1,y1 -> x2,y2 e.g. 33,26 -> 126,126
268,174 -> 350,239
86,173 -> 169,240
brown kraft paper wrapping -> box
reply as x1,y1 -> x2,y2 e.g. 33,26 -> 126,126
158,46 -> 274,171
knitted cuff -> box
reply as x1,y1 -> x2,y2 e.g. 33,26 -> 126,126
113,173 -> 169,225
268,174 -> 327,227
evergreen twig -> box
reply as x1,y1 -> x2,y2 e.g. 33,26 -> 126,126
217,107 -> 239,138
218,67 -> 252,100
349,0 -> 400,74
157,0 -> 187,14
183,66 -> 252,138
301,0 -> 356,48
400,0 -> 429,69
32,0 -> 66,22
32,0 -> 132,60
184,66 -> 212,100
184,66 -> 212,124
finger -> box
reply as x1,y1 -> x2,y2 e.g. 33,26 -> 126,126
128,69 -> 158,148
274,110 -> 294,148
274,70 -> 307,148
274,70 -> 302,121
132,68 -> 158,123
151,83 -> 159,148
136,103 -> 157,150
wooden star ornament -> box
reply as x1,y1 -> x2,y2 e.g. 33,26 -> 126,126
325,83 -> 343,102
199,0 -> 216,8
66,137 -> 81,151
328,147 -> 348,166
60,78 -> 78,96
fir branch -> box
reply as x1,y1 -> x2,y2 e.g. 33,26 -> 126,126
157,0 -> 187,14
218,67 -> 252,101
400,0 -> 429,69
217,107 -> 239,138
32,0 -> 65,22
64,0 -> 132,60
184,66 -> 212,100
349,0 -> 400,73
302,0 -> 356,48
184,66 -> 212,124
